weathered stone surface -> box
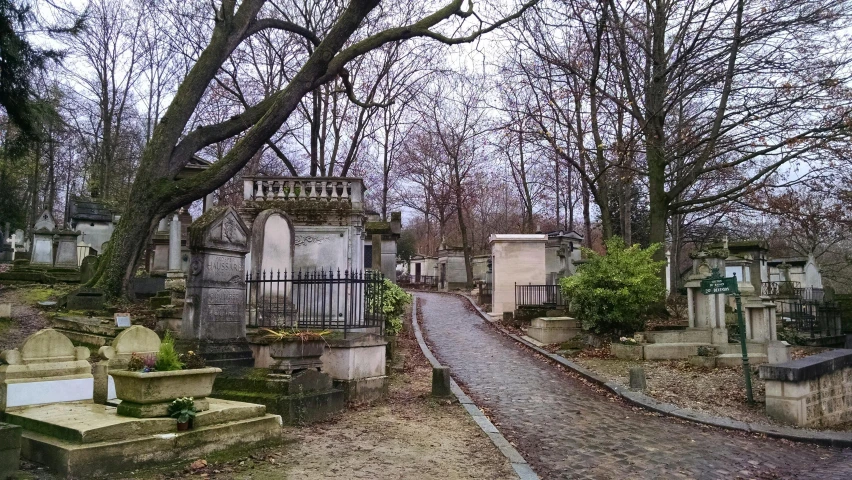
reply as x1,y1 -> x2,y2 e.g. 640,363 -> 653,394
0,303 -> 9,318
489,234 -> 547,313
628,367 -> 647,391
688,355 -> 717,368
611,343 -> 644,360
321,334 -> 386,381
759,349 -> 852,382
63,288 -> 106,311
183,207 -> 251,351
110,367 -> 221,405
9,399 -> 282,478
0,329 -> 94,409
431,366 -> 452,398
0,422 -> 22,480
112,325 -> 161,357
54,232 -> 80,268
79,255 -> 99,283
117,398 -> 210,418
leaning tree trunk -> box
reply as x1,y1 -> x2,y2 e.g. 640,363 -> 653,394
87,174 -> 167,298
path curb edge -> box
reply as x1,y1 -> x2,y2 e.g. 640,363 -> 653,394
411,294 -> 540,480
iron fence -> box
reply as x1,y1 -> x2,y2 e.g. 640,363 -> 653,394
761,281 -> 801,297
515,284 -> 567,308
777,298 -> 842,339
246,269 -> 386,335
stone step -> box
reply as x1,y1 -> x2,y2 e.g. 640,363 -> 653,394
715,353 -> 768,367
716,343 -> 768,356
642,342 -> 710,360
643,329 -> 712,344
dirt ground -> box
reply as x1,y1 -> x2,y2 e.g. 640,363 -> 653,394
8,295 -> 514,480
0,283 -> 72,351
571,346 -> 844,431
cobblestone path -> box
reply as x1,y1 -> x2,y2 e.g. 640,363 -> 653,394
417,292 -> 852,480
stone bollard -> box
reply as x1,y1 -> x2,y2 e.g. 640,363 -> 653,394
0,303 -> 10,318
93,362 -> 110,404
431,366 -> 453,398
629,367 -> 647,391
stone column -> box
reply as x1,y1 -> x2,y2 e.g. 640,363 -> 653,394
168,214 -> 181,271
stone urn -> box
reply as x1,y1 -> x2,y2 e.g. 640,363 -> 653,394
268,339 -> 325,373
110,367 -> 221,417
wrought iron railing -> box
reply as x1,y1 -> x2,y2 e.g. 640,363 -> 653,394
399,274 -> 438,289
245,269 -> 385,335
777,298 -> 842,339
515,284 -> 566,308
761,281 -> 801,297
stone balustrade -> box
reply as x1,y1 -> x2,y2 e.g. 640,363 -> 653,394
243,176 -> 364,205
760,349 -> 852,427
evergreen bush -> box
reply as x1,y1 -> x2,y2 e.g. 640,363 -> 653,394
381,279 -> 411,335
559,237 -> 666,337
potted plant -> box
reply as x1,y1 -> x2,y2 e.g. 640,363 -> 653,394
110,332 -> 221,408
260,328 -> 330,373
168,397 -> 197,431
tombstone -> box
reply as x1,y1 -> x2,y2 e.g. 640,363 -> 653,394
80,255 -> 100,283
54,230 -> 80,268
0,329 -> 92,410
182,207 -> 253,366
63,288 -> 106,311
250,209 -> 294,276
30,232 -> 54,267
94,325 -> 165,403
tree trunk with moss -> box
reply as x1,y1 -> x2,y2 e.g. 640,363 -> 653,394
88,0 -> 538,298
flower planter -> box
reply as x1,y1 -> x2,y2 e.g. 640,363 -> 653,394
611,343 -> 644,360
111,367 -> 221,418
177,421 -> 190,432
267,339 -> 325,373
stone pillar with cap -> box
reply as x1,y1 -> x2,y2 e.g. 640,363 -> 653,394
165,213 -> 186,292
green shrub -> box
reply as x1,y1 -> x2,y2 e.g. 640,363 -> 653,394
559,237 -> 666,337
381,279 -> 411,335
155,331 -> 183,371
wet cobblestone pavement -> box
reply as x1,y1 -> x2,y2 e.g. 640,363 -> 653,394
417,292 -> 852,479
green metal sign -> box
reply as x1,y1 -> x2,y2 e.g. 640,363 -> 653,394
699,276 -> 738,295
698,268 -> 753,403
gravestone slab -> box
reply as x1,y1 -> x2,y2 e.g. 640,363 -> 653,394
182,207 -> 252,366
54,231 -> 80,268
80,255 -> 99,283
30,234 -> 54,266
64,288 -> 106,311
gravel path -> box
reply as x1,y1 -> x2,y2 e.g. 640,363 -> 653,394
417,292 -> 852,480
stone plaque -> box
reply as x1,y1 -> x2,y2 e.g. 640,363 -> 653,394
114,313 -> 131,328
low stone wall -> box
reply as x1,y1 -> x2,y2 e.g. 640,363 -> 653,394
760,349 -> 852,427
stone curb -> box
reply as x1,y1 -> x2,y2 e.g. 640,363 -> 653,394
410,294 -> 539,480
450,292 -> 852,449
